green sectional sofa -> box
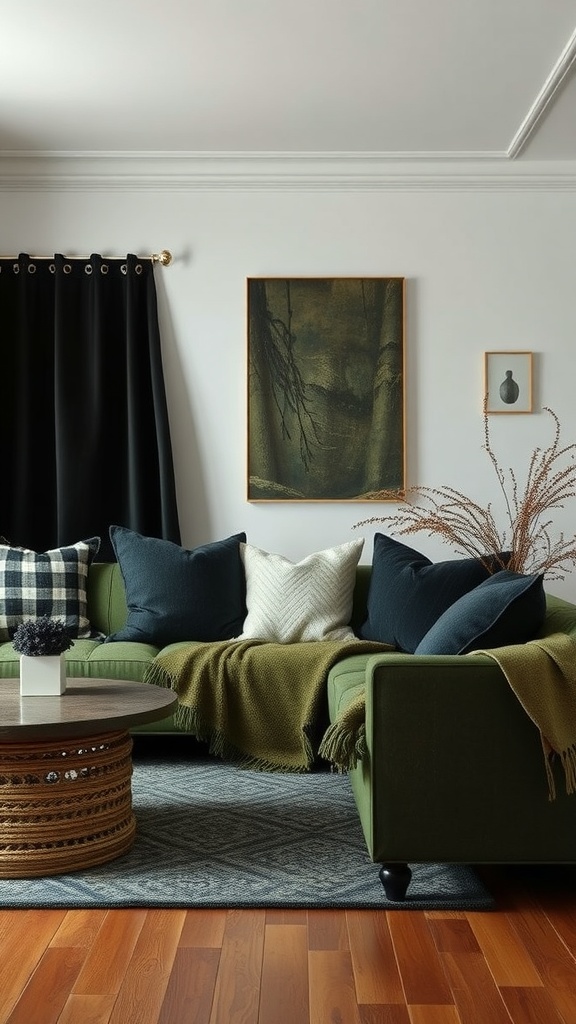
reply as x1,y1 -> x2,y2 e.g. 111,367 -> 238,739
2,556 -> 576,901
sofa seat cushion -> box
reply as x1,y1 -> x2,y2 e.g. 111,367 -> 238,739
0,638 -> 160,682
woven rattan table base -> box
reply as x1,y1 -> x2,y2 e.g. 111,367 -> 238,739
0,730 -> 135,877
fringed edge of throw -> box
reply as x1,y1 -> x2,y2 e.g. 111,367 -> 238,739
175,703 -> 313,773
555,743 -> 576,800
318,719 -> 367,773
562,744 -> 576,796
143,662 -> 177,690
540,734 -> 576,801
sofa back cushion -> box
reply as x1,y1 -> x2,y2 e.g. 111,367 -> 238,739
86,562 -> 130,637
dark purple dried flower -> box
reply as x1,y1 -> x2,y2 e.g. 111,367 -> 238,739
12,616 -> 73,656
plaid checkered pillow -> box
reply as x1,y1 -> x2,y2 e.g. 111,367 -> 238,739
0,537 -> 100,642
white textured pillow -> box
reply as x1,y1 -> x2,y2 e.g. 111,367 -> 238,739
237,539 -> 364,643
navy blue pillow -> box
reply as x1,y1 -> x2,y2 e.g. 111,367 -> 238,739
359,534 -> 496,652
415,571 -> 546,655
106,526 -> 247,645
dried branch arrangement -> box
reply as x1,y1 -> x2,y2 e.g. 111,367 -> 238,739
355,407 -> 576,579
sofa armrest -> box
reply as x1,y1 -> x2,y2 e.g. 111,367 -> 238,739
356,652 -> 576,863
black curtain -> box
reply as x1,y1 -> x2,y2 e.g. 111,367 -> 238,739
0,253 -> 181,560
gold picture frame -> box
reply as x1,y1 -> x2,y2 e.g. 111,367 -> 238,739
484,351 -> 533,414
247,277 -> 406,501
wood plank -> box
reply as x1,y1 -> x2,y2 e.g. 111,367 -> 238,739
408,1007 -> 461,1024
425,912 -> 468,921
57,994 -> 118,1024
308,909 -> 350,950
499,985 -> 568,1024
259,924 -> 308,1024
440,952 -> 514,1024
208,909 -> 266,1024
72,909 -> 147,995
50,909 -> 108,949
107,909 -> 186,1024
539,898 -> 576,957
359,1005 -> 411,1023
158,948 -> 220,1024
427,919 -> 481,955
266,909 -> 307,924
5,947 -> 85,1024
0,911 -> 67,1022
309,950 -> 361,1024
466,912 -> 543,987
347,910 -> 405,1004
387,914 -> 453,1005
507,905 -> 576,1024
179,909 -> 227,948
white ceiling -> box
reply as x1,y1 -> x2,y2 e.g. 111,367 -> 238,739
1,0 -> 576,161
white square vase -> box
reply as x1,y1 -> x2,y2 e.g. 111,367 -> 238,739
19,654 -> 67,696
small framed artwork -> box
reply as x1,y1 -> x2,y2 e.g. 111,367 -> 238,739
246,276 -> 406,501
484,351 -> 533,414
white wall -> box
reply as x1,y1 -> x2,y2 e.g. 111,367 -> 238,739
3,172 -> 576,599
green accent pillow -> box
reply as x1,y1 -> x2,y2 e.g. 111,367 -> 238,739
359,534 -> 496,652
415,571 -> 546,655
106,527 -> 247,645
0,537 -> 100,642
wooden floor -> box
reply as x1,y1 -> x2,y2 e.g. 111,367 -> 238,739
2,864 -> 576,1024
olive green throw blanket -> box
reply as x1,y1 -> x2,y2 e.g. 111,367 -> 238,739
143,639 -> 388,772
471,633 -> 576,799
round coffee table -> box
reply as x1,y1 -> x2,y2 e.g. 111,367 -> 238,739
0,678 -> 177,878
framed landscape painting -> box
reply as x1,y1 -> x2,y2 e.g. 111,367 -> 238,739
247,277 -> 405,501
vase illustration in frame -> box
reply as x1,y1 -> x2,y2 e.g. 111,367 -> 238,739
247,277 -> 406,501
484,351 -> 533,414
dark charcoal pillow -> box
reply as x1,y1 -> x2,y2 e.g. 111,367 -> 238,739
415,571 -> 546,655
358,533 -> 495,652
106,526 -> 247,645
0,537 -> 100,641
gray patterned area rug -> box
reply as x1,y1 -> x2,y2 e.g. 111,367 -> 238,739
0,755 -> 493,910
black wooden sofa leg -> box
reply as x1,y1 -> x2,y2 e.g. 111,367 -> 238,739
379,862 -> 412,901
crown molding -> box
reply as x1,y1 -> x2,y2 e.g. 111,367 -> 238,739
508,27 -> 576,158
0,150 -> 576,191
